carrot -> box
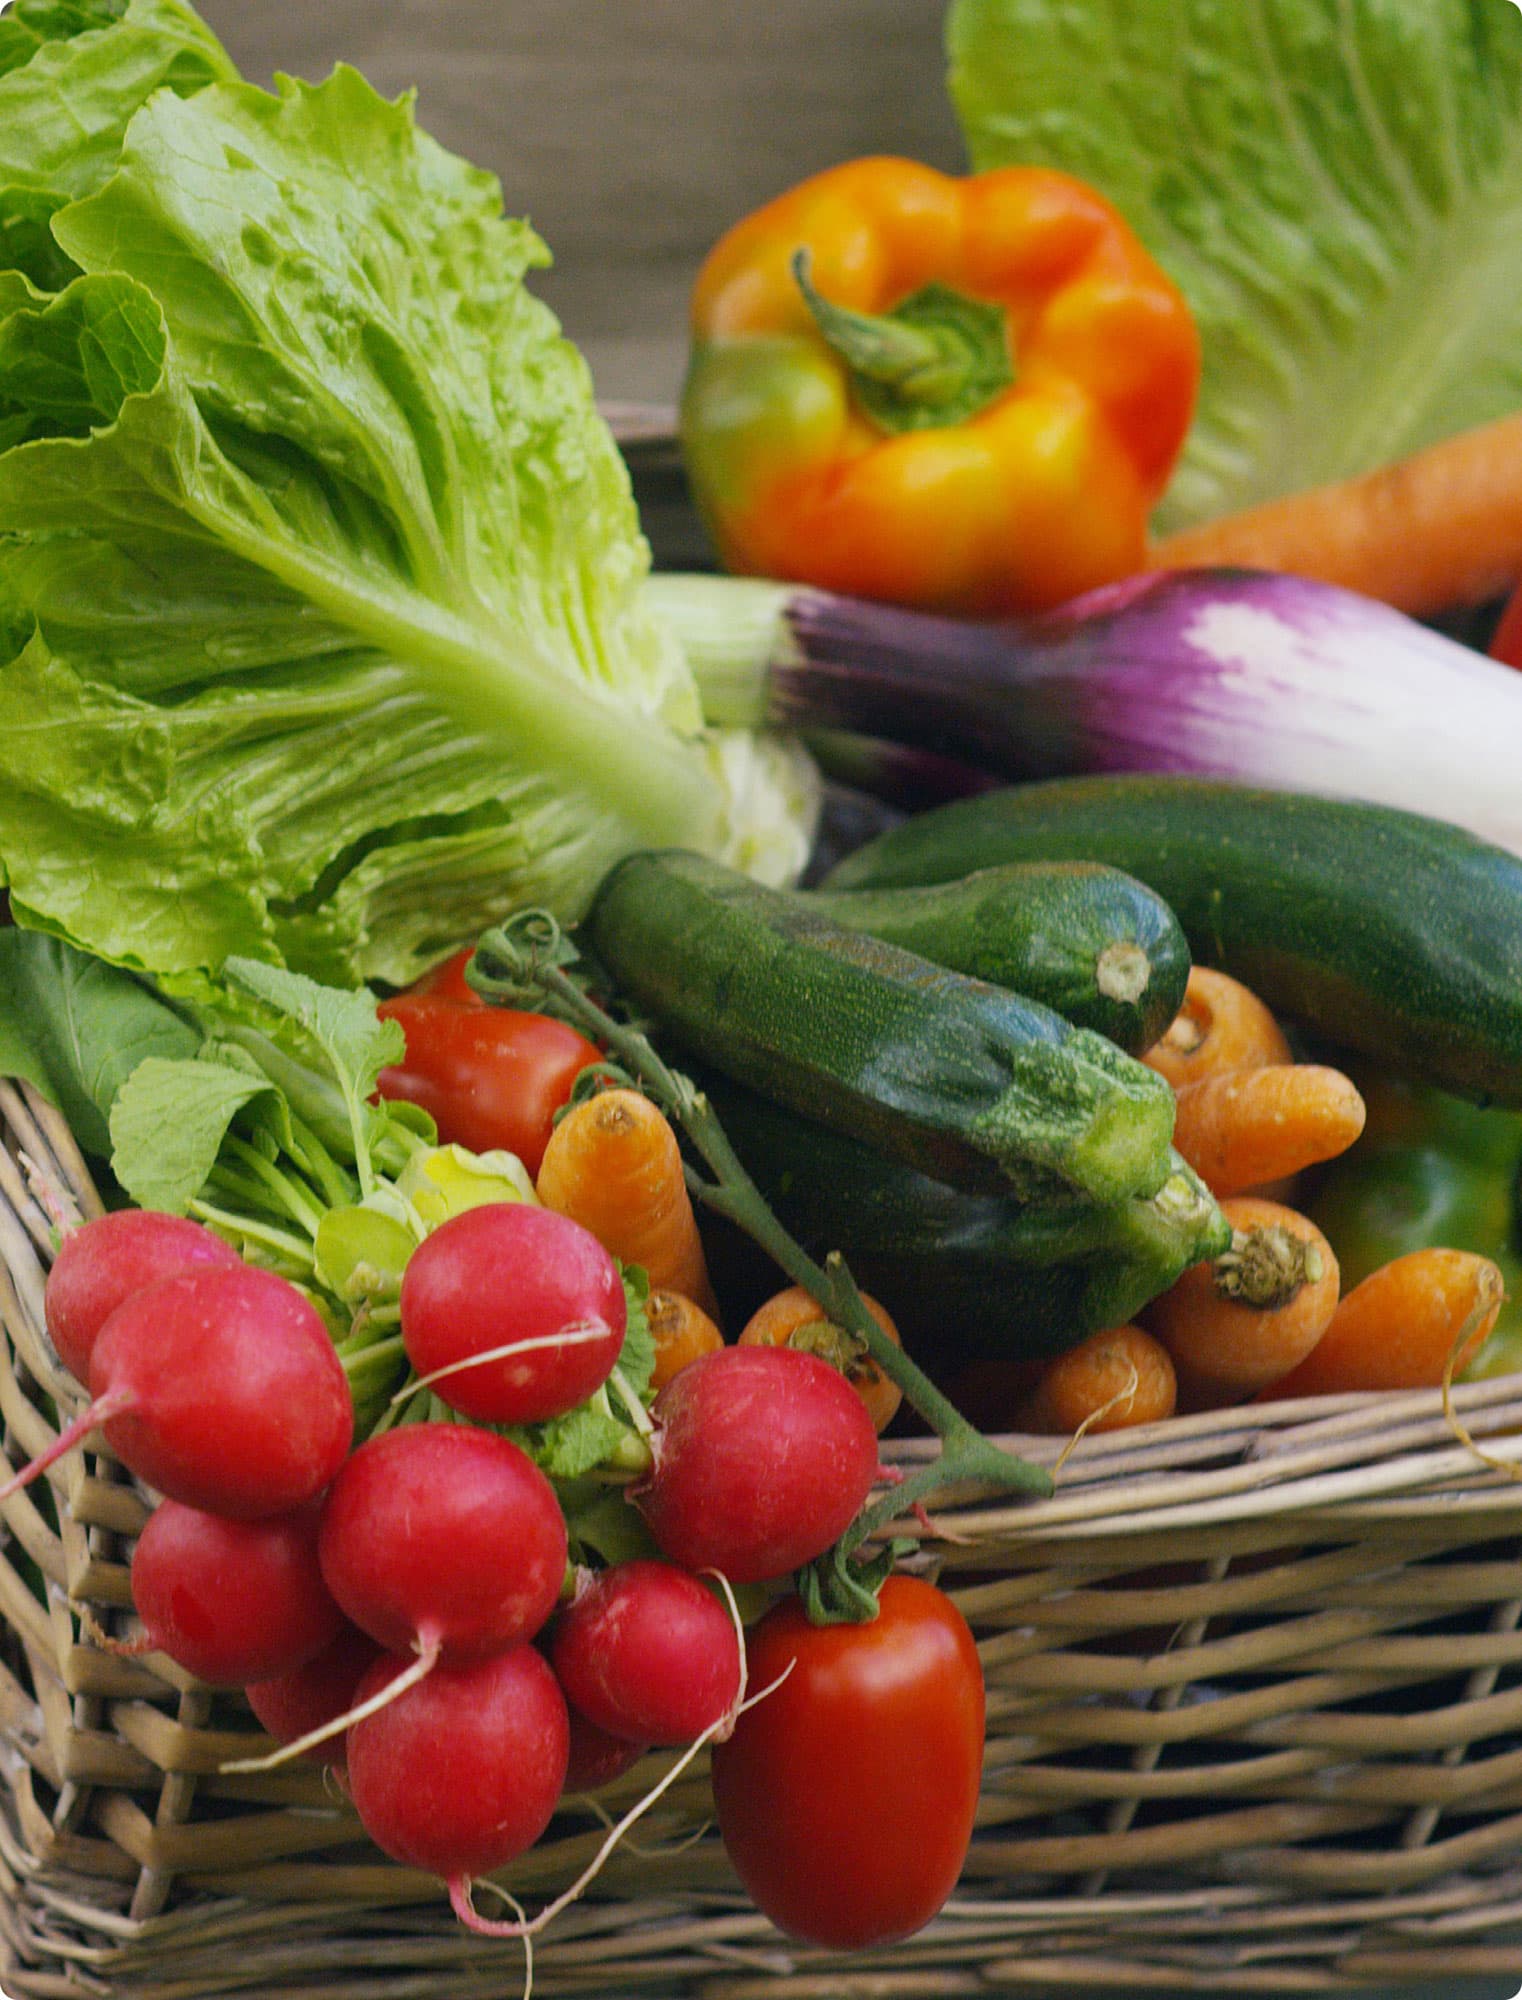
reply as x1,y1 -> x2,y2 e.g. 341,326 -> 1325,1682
738,1283 -> 904,1434
1144,1195 -> 1340,1408
1170,1063 -> 1366,1198
1020,1325 -> 1176,1436
646,1288 -> 726,1393
1142,966 -> 1291,1091
1149,408 -> 1522,619
1264,1248 -> 1505,1398
535,1087 -> 719,1319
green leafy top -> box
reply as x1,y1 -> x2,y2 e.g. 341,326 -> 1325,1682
947,0 -> 1522,531
0,924 -> 659,1476
0,928 -> 197,1154
0,17 -> 816,994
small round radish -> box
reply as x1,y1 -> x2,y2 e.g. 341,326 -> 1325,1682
346,1644 -> 568,1885
44,1211 -> 241,1383
398,1203 -> 626,1424
0,1264 -> 353,1519
246,1622 -> 382,1767
317,1424 -> 567,1663
636,1345 -> 879,1584
561,1707 -> 648,1794
549,1559 -> 741,1746
130,1498 -> 344,1686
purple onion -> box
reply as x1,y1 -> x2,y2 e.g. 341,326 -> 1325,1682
709,567 -> 1522,857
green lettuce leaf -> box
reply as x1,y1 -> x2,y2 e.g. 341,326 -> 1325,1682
947,0 -> 1522,530
0,55 -> 815,992
0,0 -> 234,292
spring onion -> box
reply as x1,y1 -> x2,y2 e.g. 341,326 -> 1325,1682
648,568 -> 1522,857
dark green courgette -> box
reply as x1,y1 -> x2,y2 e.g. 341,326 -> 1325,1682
805,861 -> 1189,1053
824,776 -> 1522,1107
695,1069 -> 1228,1362
583,848 -> 1177,1204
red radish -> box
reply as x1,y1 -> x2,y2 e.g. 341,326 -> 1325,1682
346,1644 -> 568,1905
398,1202 -> 626,1423
246,1623 -> 383,1767
44,1210 -> 241,1383
316,1424 -> 567,1666
635,1345 -> 879,1584
549,1559 -> 741,1746
129,1499 -> 344,1686
561,1707 -> 649,1794
0,1264 -> 352,1519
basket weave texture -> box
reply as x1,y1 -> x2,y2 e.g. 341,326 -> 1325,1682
6,1077 -> 1522,1996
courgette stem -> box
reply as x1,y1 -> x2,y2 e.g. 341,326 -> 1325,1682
469,914 -> 1055,1537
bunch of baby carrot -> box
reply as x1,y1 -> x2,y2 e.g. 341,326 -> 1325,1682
1007,966 -> 1508,1440
428,963 -> 1510,1450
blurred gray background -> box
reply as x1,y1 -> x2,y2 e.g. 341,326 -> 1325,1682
194,0 -> 966,408
179,8 -> 1522,1997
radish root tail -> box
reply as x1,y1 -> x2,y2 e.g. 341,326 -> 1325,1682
220,1633 -> 443,1774
447,1570 -> 791,1946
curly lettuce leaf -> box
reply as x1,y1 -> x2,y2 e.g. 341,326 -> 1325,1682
0,0 -> 234,292
0,60 -> 815,993
948,0 -> 1522,531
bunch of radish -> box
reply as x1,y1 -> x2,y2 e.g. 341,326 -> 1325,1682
14,1199 -> 883,1933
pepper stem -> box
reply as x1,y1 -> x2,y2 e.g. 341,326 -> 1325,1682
791,247 -> 1014,435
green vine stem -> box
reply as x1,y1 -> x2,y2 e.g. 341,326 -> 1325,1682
469,913 -> 1054,1564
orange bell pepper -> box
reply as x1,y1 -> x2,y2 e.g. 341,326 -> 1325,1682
679,156 -> 1200,618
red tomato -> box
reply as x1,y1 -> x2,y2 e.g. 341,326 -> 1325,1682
408,947 -> 482,1006
1489,582 -> 1522,669
375,983 -> 601,1177
710,1575 -> 984,1950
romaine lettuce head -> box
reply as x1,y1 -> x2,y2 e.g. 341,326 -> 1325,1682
948,0 -> 1522,532
0,51 -> 817,992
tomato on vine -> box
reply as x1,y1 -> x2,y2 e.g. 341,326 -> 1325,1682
376,951 -> 601,1175
710,1575 -> 984,1950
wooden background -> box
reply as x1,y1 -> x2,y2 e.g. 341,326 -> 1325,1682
193,0 -> 965,408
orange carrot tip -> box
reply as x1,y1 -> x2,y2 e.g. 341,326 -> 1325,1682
1142,966 -> 1291,1091
1170,1063 -> 1366,1199
646,1289 -> 725,1393
1266,1248 -> 1504,1399
1021,1325 -> 1176,1438
1149,408 -> 1522,620
536,1087 -> 719,1320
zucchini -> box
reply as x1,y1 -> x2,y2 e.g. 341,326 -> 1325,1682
696,1069 -> 1229,1363
824,776 -> 1522,1107
805,861 -> 1188,1053
583,848 -> 1177,1204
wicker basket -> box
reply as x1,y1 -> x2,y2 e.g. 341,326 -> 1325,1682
9,1074 -> 1522,1999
